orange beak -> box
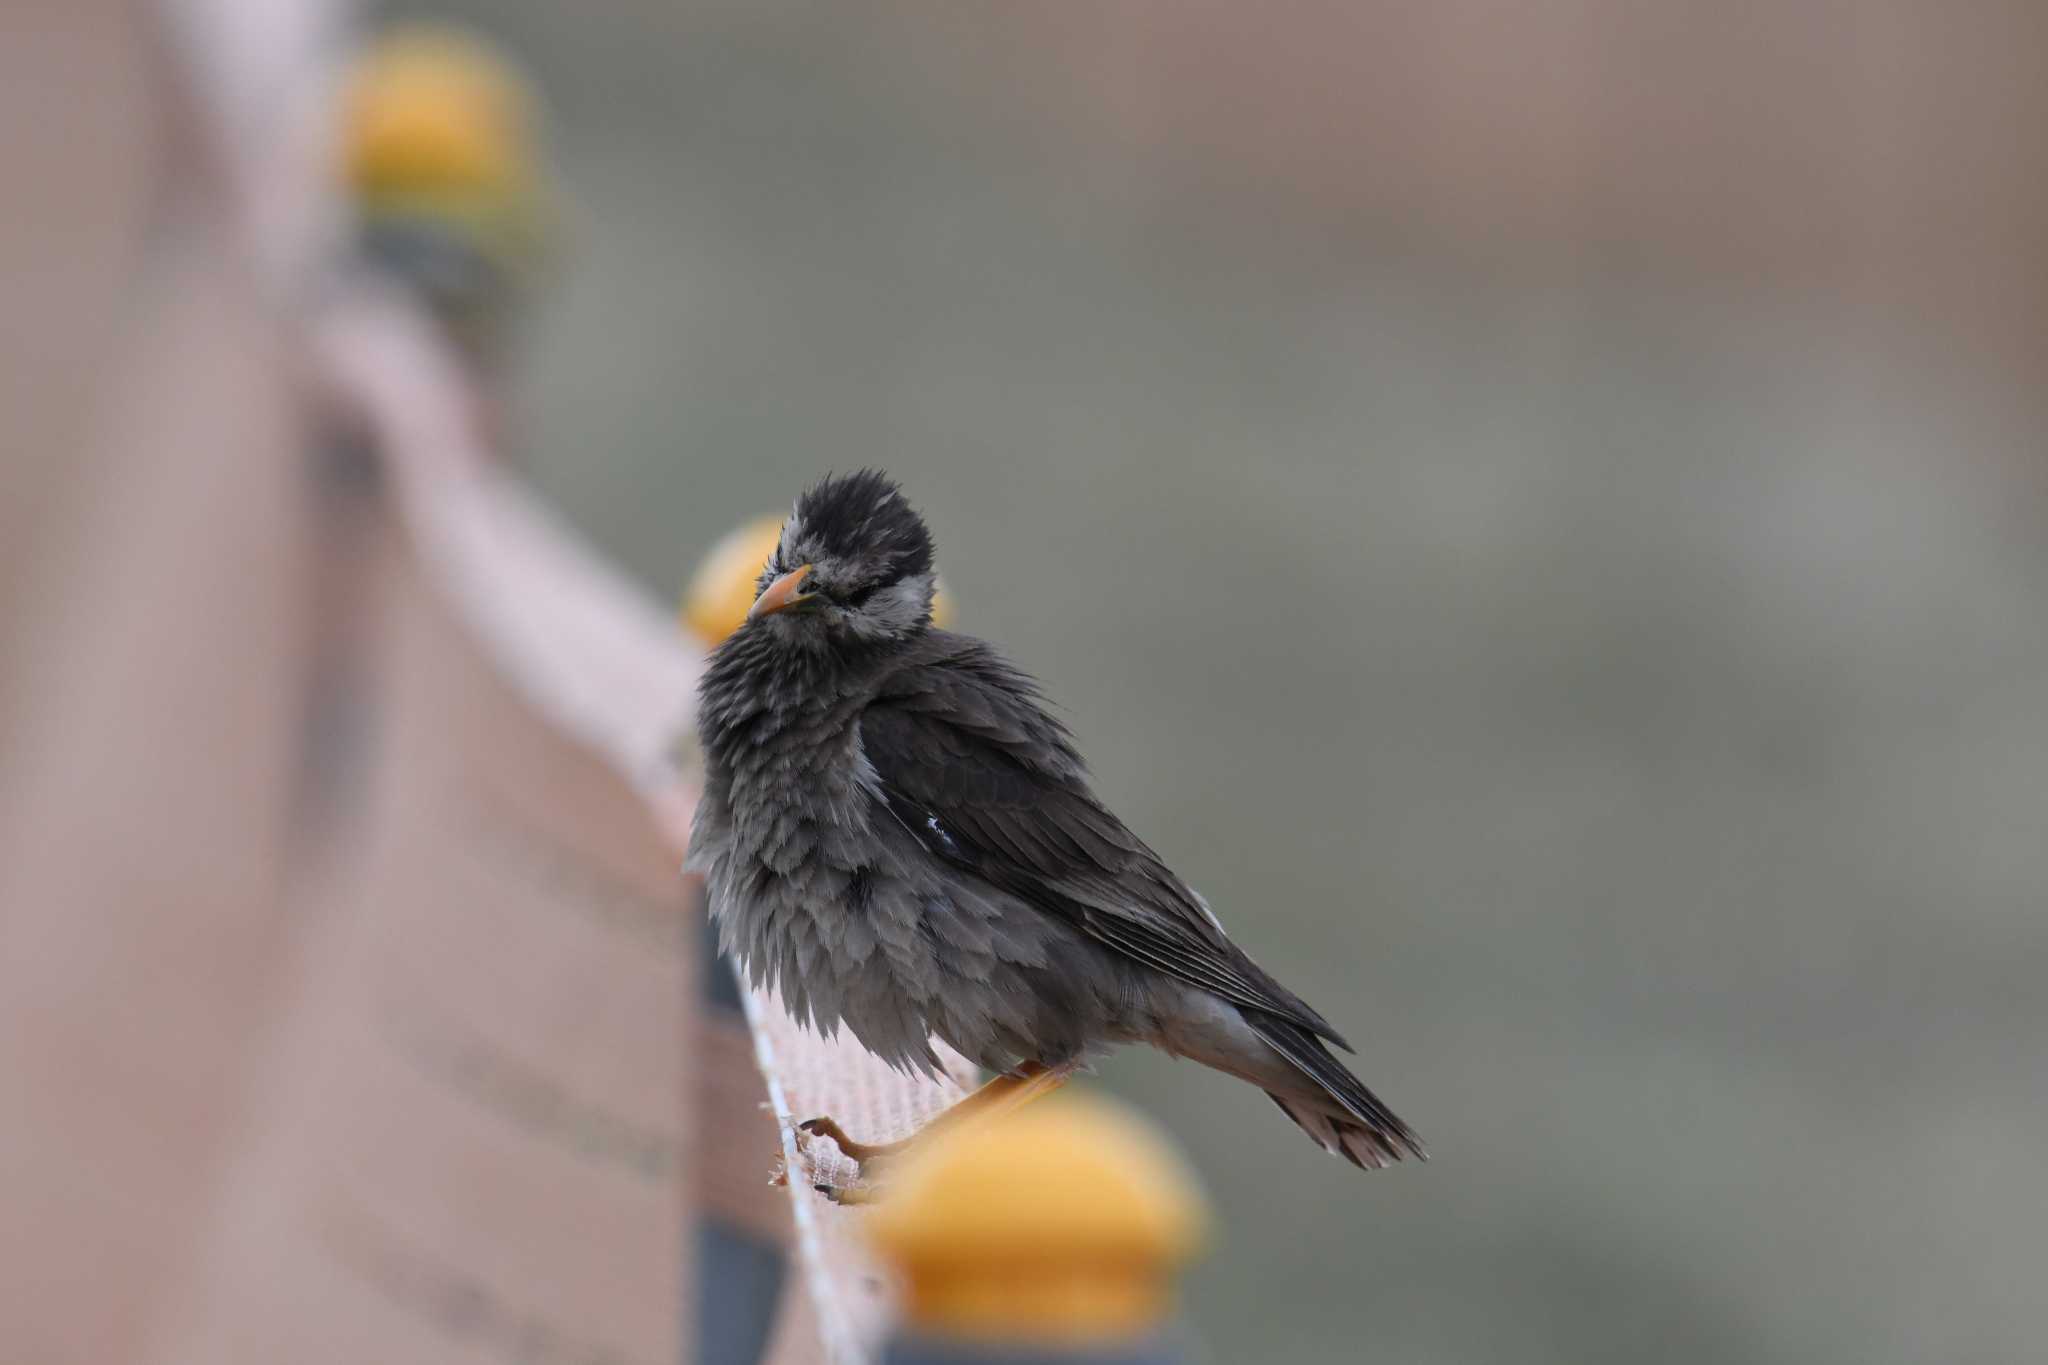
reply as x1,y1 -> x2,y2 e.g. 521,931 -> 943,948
747,563 -> 817,621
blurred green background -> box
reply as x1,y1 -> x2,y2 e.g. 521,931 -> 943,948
409,2 -> 2046,1360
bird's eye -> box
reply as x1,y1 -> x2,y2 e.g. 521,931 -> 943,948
841,582 -> 882,608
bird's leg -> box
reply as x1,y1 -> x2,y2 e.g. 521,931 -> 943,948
927,1060 -> 1071,1132
800,1061 -> 1071,1198
790,1116 -> 909,1166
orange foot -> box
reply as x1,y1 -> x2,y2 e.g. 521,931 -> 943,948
795,1061 -> 1075,1202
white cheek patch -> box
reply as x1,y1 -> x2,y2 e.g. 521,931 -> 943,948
831,575 -> 934,641
869,576 -> 937,631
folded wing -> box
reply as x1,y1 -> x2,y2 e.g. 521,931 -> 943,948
859,632 -> 1351,1050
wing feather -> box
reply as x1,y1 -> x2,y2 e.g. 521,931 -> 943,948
860,632 -> 1349,1048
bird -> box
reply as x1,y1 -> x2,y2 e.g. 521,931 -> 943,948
689,471 -> 1423,1187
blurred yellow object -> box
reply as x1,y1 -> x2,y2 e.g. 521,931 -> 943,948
683,513 -> 955,646
338,23 -> 554,367
683,516 -> 786,645
341,23 -> 538,204
866,1094 -> 1207,1346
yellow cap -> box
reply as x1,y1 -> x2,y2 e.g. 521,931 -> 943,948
682,515 -> 785,645
866,1094 -> 1207,1345
682,513 -> 957,646
341,23 -> 539,204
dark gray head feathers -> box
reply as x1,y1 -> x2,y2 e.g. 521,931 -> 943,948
775,470 -> 934,588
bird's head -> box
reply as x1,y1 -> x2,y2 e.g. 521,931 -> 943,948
746,470 -> 938,648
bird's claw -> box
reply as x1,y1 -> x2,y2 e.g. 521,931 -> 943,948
796,1115 -> 910,1169
796,1115 -> 906,1203
796,1116 -> 844,1143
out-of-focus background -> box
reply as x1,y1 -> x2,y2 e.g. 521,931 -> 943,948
7,2 -> 2046,1363
492,4 -> 2047,1359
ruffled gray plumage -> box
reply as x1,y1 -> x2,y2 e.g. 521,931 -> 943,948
691,472 -> 1422,1164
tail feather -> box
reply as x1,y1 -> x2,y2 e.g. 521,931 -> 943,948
1247,1011 -> 1426,1168
1266,1094 -> 1401,1170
